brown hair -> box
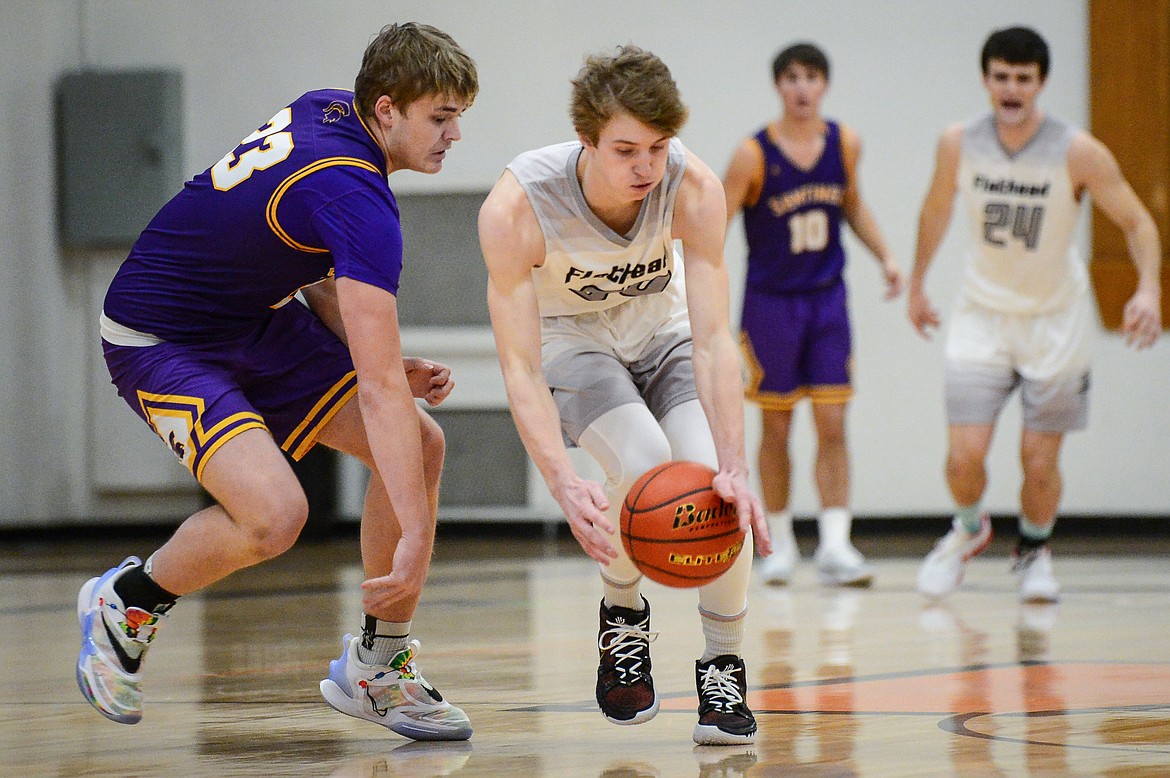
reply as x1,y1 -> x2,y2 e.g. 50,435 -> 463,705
569,45 -> 689,145
354,22 -> 479,119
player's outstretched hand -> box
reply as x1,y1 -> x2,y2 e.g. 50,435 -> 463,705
551,473 -> 616,565
907,287 -> 940,340
360,533 -> 431,614
1121,288 -> 1162,350
712,469 -> 771,557
403,357 -> 455,406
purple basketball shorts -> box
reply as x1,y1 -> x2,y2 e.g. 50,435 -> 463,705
102,302 -> 357,482
739,281 -> 853,410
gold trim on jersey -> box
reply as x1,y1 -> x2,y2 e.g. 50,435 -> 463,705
807,384 -> 853,404
268,268 -> 336,311
266,157 -> 384,252
282,370 -> 359,460
136,390 -> 267,481
354,101 -> 383,152
747,384 -> 852,410
738,333 -> 854,410
739,332 -> 767,396
195,419 -> 267,482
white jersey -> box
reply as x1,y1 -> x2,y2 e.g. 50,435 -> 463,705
506,139 -> 689,322
957,114 -> 1087,315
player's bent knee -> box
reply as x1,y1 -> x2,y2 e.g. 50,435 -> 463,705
244,492 -> 309,559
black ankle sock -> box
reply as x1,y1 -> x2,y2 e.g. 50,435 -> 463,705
359,614 -> 410,665
1016,535 -> 1049,554
113,565 -> 179,613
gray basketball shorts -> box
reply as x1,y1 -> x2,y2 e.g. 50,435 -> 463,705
944,297 -> 1092,433
543,329 -> 698,446
945,362 -> 1090,432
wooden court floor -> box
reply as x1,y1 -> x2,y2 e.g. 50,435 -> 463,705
3,524 -> 1169,777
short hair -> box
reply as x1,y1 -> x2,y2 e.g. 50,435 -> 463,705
981,26 -> 1049,79
354,22 -> 479,120
771,42 -> 830,82
569,45 -> 689,146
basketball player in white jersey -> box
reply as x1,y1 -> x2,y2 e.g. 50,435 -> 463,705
908,27 -> 1162,601
479,46 -> 770,745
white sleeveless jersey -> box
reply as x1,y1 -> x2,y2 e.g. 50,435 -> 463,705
506,138 -> 688,320
957,114 -> 1087,314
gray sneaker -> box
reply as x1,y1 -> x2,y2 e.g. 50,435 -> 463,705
757,535 -> 799,585
814,543 -> 874,587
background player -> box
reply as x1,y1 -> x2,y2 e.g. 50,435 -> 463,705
723,42 -> 903,587
77,23 -> 480,741
479,45 -> 770,745
909,26 -> 1162,601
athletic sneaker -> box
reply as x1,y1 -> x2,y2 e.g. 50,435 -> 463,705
1012,545 -> 1061,603
320,634 -> 472,741
76,557 -> 168,725
756,535 -> 799,585
596,598 -> 659,725
813,543 -> 874,587
916,514 -> 993,599
693,654 -> 756,745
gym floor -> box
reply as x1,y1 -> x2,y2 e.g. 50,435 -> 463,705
3,518 -> 1169,777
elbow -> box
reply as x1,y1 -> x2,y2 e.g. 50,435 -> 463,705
1125,211 -> 1158,244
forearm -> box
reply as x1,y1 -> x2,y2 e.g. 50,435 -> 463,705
1125,216 -> 1163,296
692,331 -> 749,476
910,207 -> 949,290
845,203 -> 892,265
500,365 -> 576,487
359,385 -> 433,541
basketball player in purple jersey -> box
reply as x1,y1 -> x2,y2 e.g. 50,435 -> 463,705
77,23 -> 479,741
724,43 -> 903,587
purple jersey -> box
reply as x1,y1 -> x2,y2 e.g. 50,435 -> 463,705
741,121 -> 846,294
104,89 -> 402,342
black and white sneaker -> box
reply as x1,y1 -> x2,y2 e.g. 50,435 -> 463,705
596,597 -> 659,725
693,654 -> 756,745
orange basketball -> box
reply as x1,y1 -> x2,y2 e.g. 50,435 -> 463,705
620,461 -> 746,588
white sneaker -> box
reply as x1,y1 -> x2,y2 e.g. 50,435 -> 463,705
916,515 -> 993,599
757,535 -> 799,585
320,634 -> 472,741
813,544 -> 874,587
1013,546 -> 1060,603
76,557 -> 168,724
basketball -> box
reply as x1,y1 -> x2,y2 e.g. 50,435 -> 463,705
620,461 -> 746,588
